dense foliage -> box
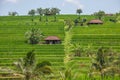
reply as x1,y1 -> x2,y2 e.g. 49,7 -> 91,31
25,28 -> 43,44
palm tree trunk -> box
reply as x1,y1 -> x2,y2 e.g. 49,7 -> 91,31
25,72 -> 31,80
79,14 -> 80,20
46,15 -> 48,22
39,15 -> 42,21
31,16 -> 34,22
54,15 -> 56,22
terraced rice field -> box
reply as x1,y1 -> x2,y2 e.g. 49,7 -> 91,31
0,16 -> 65,76
70,22 -> 120,77
72,23 -> 120,51
0,15 -> 120,79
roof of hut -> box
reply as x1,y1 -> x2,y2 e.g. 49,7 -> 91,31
88,19 -> 103,24
44,36 -> 60,40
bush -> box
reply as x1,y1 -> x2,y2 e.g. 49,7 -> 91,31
25,28 -> 43,44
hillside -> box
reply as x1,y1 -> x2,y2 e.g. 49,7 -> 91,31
0,15 -> 120,79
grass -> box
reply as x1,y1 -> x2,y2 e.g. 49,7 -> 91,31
0,15 -> 120,79
0,15 -> 65,78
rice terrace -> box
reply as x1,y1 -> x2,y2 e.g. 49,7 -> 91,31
0,0 -> 120,80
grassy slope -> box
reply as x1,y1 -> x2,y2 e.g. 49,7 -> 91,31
0,16 -> 65,73
70,16 -> 120,78
0,15 -> 120,79
72,23 -> 120,52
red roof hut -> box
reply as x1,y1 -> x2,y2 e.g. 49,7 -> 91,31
87,19 -> 103,25
44,36 -> 61,44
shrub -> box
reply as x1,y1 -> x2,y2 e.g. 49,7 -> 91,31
25,28 -> 43,44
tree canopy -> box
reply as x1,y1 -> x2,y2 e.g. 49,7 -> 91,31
94,10 -> 105,20
25,28 -> 43,44
28,9 -> 36,16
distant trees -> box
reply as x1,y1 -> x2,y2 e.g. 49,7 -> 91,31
28,9 -> 36,22
94,10 -> 105,20
50,8 -> 60,21
28,8 -> 60,22
8,12 -> 18,16
25,28 -> 43,44
43,8 -> 50,22
28,9 -> 36,16
37,8 -> 43,21
76,9 -> 82,20
42,8 -> 60,22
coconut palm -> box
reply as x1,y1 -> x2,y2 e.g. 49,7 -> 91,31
59,63 -> 80,80
89,47 -> 120,79
70,43 -> 84,57
37,8 -> 43,21
50,8 -> 60,21
76,9 -> 82,20
14,50 -> 52,80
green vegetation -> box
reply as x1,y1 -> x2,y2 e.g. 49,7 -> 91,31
76,8 -> 82,20
25,28 -> 43,44
93,10 -> 105,20
14,50 -> 52,80
8,12 -> 18,16
0,14 -> 120,80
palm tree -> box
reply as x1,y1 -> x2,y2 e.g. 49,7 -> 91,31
59,64 -> 79,80
70,43 -> 84,57
37,8 -> 43,21
28,9 -> 36,22
14,50 -> 35,80
76,9 -> 82,20
89,47 -> 120,79
14,50 -> 52,80
43,8 -> 50,22
50,8 -> 60,21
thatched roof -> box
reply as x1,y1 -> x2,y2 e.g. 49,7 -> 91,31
44,36 -> 60,40
88,19 -> 103,24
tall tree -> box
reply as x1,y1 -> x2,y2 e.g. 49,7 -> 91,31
50,8 -> 60,21
94,10 -> 105,20
43,8 -> 50,22
76,9 -> 82,20
37,8 -> 43,21
28,9 -> 36,22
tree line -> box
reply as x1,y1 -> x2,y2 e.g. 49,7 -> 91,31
28,8 -> 60,22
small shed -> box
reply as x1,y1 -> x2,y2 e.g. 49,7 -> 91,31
87,19 -> 103,25
44,36 -> 61,44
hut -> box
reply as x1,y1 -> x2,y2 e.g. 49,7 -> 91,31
44,36 -> 61,44
87,19 -> 103,25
